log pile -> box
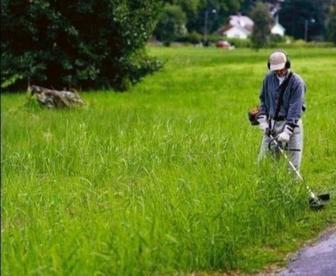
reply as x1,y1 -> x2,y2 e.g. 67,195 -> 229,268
30,85 -> 84,108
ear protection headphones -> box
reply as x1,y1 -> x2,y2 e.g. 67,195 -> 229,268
267,49 -> 291,70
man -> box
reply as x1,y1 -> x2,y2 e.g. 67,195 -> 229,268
257,50 -> 306,171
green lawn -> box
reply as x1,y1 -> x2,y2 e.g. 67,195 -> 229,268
2,47 -> 336,275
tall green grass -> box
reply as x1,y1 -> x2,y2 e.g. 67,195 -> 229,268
2,47 -> 336,275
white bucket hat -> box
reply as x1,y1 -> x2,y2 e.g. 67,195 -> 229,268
269,51 -> 287,71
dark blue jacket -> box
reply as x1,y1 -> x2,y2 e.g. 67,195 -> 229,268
259,71 -> 306,125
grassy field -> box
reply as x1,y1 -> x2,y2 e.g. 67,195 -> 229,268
2,47 -> 336,275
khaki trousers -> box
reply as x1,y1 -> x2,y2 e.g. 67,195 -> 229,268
258,120 -> 303,171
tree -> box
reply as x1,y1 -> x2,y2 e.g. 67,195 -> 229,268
250,2 -> 272,49
240,0 -> 279,14
188,0 -> 242,34
279,0 -> 326,41
326,2 -> 336,44
154,1 -> 246,38
158,0 -> 242,35
154,4 -> 187,45
1,0 -> 163,91
240,0 -> 259,14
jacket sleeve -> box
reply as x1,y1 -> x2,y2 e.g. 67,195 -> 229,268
286,77 -> 305,125
259,78 -> 267,116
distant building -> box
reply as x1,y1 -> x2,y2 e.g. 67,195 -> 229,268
271,15 -> 285,36
218,12 -> 285,40
218,24 -> 250,39
217,14 -> 254,40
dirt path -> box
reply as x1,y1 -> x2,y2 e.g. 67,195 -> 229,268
277,226 -> 336,276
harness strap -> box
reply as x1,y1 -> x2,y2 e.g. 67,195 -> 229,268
268,72 -> 293,132
274,72 -> 293,120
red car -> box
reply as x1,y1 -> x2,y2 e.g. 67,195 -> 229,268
216,40 -> 232,49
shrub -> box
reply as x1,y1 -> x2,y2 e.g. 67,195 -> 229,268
226,38 -> 252,48
1,0 -> 163,91
206,34 -> 223,44
176,31 -> 203,45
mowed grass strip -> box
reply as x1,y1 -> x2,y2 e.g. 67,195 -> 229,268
2,47 -> 336,275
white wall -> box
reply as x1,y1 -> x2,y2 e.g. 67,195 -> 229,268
224,27 -> 248,39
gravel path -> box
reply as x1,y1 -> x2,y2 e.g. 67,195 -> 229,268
277,227 -> 336,276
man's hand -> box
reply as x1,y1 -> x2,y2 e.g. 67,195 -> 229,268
277,124 -> 294,143
257,115 -> 270,135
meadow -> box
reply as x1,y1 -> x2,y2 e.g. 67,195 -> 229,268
2,47 -> 336,275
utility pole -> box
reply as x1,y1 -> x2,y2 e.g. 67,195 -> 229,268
304,18 -> 315,42
204,10 -> 209,46
203,9 -> 216,46
304,19 -> 308,42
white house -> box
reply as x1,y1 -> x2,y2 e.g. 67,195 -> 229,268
222,25 -> 250,39
218,13 -> 285,40
271,15 -> 285,36
229,14 -> 254,30
217,14 -> 254,40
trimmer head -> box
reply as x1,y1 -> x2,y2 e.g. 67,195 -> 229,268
309,193 -> 331,210
267,135 -> 332,211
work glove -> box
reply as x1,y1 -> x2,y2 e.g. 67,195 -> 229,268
257,115 -> 271,135
277,124 -> 294,143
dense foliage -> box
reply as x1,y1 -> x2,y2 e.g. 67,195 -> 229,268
154,4 -> 187,45
157,0 -> 242,39
154,0 -> 335,45
1,0 -> 163,91
279,0 -> 328,41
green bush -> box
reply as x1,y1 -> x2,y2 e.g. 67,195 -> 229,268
176,31 -> 203,45
1,0 -> 163,91
206,34 -> 223,44
268,34 -> 286,48
270,34 -> 286,43
226,38 -> 252,48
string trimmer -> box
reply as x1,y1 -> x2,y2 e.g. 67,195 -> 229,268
269,135 -> 330,210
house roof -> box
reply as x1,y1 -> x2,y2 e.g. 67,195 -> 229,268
218,11 -> 287,37
229,15 -> 254,29
217,14 -> 254,35
217,25 -> 233,34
